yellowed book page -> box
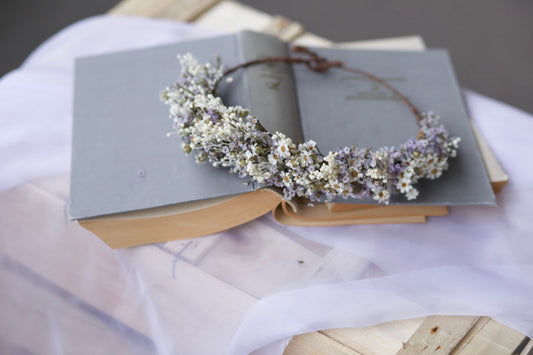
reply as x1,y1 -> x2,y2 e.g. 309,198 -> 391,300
273,204 -> 427,226
80,189 -> 282,248
282,201 -> 447,221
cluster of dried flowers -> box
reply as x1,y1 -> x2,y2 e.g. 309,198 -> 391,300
161,53 -> 460,204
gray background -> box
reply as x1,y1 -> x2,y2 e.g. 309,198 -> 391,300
1,0 -> 532,114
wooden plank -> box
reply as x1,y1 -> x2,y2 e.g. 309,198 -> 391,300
0,179 -> 258,354
450,317 -> 529,355
195,1 -> 273,32
284,331 -> 361,355
262,15 -> 305,42
122,247 -> 259,354
195,1 -> 305,42
0,180 -> 149,336
518,338 -> 533,355
2,176 -> 378,353
470,123 -> 509,193
193,218 -> 370,298
397,315 -> 480,354
0,259 -> 154,355
321,318 -> 425,355
161,232 -> 222,263
108,0 -> 219,21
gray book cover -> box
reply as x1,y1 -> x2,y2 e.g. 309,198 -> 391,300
292,47 -> 495,205
70,31 -> 494,219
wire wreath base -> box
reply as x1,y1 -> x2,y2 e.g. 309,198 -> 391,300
161,48 -> 460,205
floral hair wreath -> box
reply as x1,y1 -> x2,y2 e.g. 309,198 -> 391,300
161,46 -> 460,205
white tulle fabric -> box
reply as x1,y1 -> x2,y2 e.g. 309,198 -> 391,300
1,16 -> 532,355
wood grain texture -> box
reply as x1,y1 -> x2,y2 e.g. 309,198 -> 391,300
0,179 -> 258,353
284,331 -> 361,355
195,1 -> 272,32
262,15 -> 305,42
398,316 -> 480,354
108,0 -> 219,21
0,259 -> 154,355
450,317 -> 529,355
322,318 -> 425,355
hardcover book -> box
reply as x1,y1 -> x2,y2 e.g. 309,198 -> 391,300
70,31 -> 495,248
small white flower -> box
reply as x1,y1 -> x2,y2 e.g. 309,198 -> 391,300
294,174 -> 306,186
299,150 -> 313,166
404,166 -> 415,177
427,167 -> 443,179
406,188 -> 419,200
304,140 -> 317,151
372,188 -> 390,204
325,179 -> 340,191
280,171 -> 292,187
286,158 -> 299,169
424,153 -> 438,166
275,135 -> 295,159
268,152 -> 279,165
396,178 -> 412,193
373,150 -> 388,162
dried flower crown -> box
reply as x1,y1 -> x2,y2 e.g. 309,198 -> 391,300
161,47 -> 460,204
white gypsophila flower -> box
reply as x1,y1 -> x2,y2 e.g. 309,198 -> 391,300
308,169 -> 324,181
244,150 -> 254,160
366,168 -> 382,179
323,152 -> 337,165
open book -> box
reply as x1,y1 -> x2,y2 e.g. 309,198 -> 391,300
70,31 -> 495,248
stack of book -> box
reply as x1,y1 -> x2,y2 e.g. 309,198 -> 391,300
70,30 -> 505,248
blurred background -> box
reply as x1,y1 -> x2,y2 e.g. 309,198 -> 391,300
1,0 -> 531,114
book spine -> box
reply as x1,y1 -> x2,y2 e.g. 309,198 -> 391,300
236,31 -> 303,142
